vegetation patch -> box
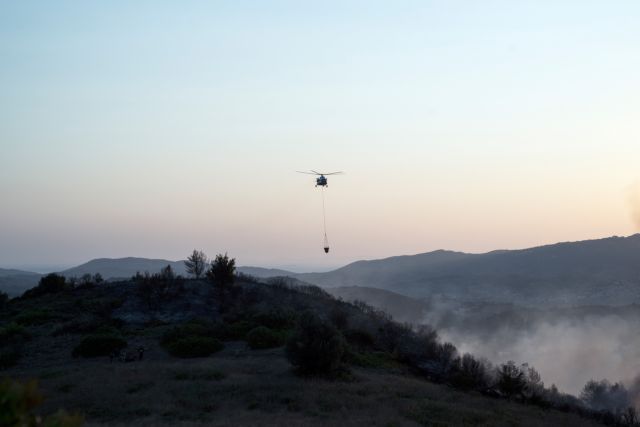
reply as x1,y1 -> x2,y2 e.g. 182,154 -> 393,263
0,322 -> 31,370
251,308 -> 297,330
72,329 -> 127,358
166,336 -> 223,358
286,312 -> 346,376
246,326 -> 287,349
0,322 -> 31,344
161,320 -> 225,358
14,309 -> 58,326
347,350 -> 398,369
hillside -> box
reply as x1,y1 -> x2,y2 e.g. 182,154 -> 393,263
0,268 -> 41,297
0,277 -> 611,426
297,234 -> 640,306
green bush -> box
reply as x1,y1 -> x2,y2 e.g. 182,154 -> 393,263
346,350 -> 397,369
15,309 -> 57,326
161,320 -> 225,358
166,336 -> 223,358
246,326 -> 286,349
252,308 -> 296,330
286,312 -> 346,375
72,332 -> 127,358
0,322 -> 31,370
161,322 -> 213,346
0,322 -> 31,345
225,320 -> 254,340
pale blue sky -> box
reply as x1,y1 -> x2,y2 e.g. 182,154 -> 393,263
1,1 -> 639,270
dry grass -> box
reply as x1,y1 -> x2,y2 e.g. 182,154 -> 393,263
4,335 -> 605,427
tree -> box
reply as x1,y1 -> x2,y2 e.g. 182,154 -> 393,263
497,361 -> 527,399
580,379 -> 630,412
207,254 -> 236,311
184,250 -> 208,279
207,253 -> 236,288
22,273 -> 68,298
134,266 -> 184,309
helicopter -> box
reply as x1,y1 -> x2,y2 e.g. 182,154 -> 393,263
296,170 -> 343,187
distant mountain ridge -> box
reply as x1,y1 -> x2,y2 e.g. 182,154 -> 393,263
294,234 -> 640,306
61,257 -> 188,279
3,234 -> 640,304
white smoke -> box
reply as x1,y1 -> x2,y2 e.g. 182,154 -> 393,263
437,313 -> 640,396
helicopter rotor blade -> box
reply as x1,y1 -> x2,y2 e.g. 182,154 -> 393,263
322,171 -> 344,175
296,171 -> 319,175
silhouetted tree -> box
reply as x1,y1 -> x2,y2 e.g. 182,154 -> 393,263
497,361 -> 527,399
134,265 -> 184,309
451,353 -> 490,390
581,379 -> 630,413
22,273 -> 68,298
207,253 -> 236,310
185,249 -> 208,279
207,253 -> 235,287
93,273 -> 104,284
523,364 -> 545,402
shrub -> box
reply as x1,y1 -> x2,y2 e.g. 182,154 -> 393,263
225,320 -> 254,340
346,350 -> 397,369
15,309 -> 57,326
252,308 -> 296,330
343,329 -> 375,350
0,322 -> 31,345
161,322 -> 213,346
166,337 -> 223,358
450,354 -> 490,390
22,273 -> 69,298
161,320 -> 225,358
135,266 -> 184,309
0,291 -> 9,307
246,326 -> 286,349
0,323 -> 31,370
72,331 -> 127,358
285,312 -> 346,375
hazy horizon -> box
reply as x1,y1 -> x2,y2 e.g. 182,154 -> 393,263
3,231 -> 639,274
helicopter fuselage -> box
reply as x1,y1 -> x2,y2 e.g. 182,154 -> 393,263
315,176 -> 328,187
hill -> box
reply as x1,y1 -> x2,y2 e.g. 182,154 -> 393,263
0,276 -> 613,426
297,234 -> 640,306
0,268 -> 41,297
60,257 -> 188,279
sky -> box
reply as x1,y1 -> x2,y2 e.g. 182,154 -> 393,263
1,1 -> 639,272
